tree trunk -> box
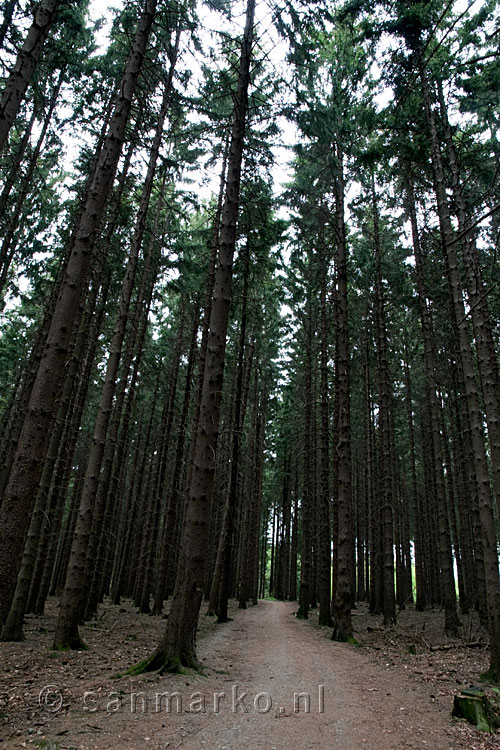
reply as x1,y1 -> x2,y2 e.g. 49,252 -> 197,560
372,176 -> 396,627
402,341 -> 425,610
0,69 -> 63,298
152,302 -> 200,614
134,0 -> 255,673
297,305 -> 314,620
0,0 -> 16,50
0,0 -> 60,152
216,242 -> 252,623
318,236 -> 332,626
331,146 -> 353,640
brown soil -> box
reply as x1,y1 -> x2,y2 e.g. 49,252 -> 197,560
0,598 -> 498,749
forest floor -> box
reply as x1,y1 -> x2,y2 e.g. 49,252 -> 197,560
0,597 -> 499,749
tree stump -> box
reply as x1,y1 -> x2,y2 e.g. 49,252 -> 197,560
452,686 -> 500,733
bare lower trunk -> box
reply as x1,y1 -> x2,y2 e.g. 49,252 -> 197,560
318,237 -> 332,627
297,308 -> 314,620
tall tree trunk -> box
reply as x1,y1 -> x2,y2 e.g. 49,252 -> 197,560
0,69 -> 63,298
317,236 -> 332,626
152,301 -> 200,614
216,241 -> 252,623
402,340 -> 425,611
134,0 -> 255,673
289,461 -> 298,601
0,0 -> 60,152
372,176 -> 396,627
297,305 -> 314,620
239,372 -> 266,607
331,146 -> 353,640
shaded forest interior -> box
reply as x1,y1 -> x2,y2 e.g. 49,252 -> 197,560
0,0 -> 500,686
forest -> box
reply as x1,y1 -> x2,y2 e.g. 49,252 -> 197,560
0,0 -> 500,747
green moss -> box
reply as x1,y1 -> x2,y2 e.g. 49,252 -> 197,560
126,655 -> 188,676
127,647 -> 207,676
52,639 -> 88,652
159,656 -> 184,674
126,657 -> 155,676
332,633 -> 360,645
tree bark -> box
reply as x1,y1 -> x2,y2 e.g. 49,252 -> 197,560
318,234 -> 332,626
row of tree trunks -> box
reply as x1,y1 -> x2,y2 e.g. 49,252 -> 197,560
419,58 -> 500,677
0,0 -> 158,629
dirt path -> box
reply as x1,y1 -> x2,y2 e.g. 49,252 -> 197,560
175,600 -> 457,750
8,599 -> 466,749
